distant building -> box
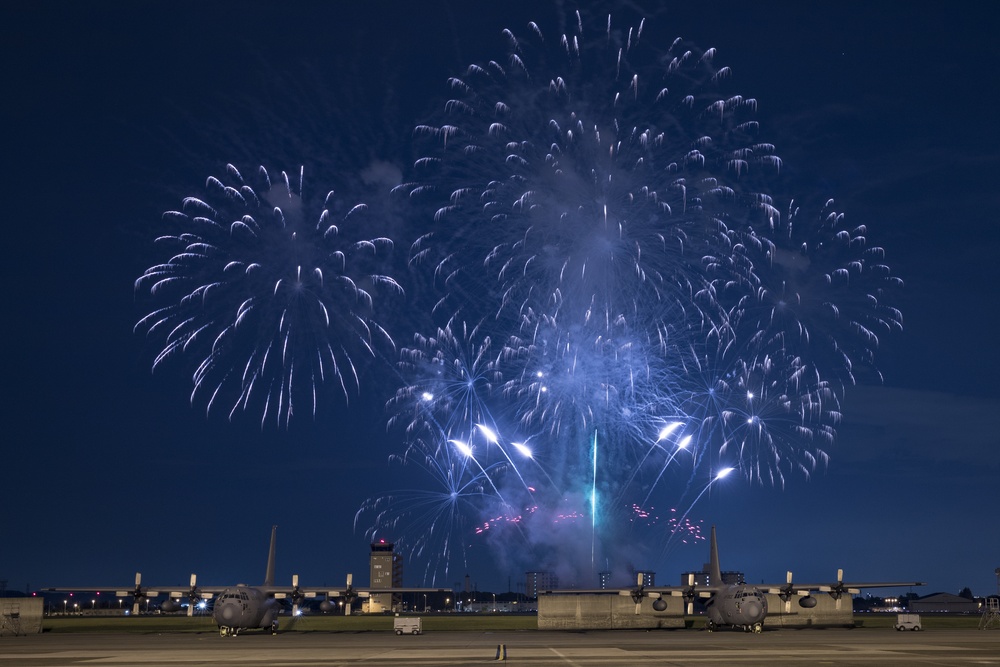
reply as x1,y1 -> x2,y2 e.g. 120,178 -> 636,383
681,570 -> 744,586
525,571 -> 558,599
635,571 -> 655,587
909,592 -> 979,614
368,540 -> 402,613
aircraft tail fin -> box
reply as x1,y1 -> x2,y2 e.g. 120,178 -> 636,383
709,525 -> 722,587
264,525 -> 277,586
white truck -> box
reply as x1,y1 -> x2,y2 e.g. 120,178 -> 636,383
393,616 -> 422,635
894,613 -> 922,631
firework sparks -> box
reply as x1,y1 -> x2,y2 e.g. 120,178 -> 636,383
365,11 -> 900,586
135,164 -> 401,427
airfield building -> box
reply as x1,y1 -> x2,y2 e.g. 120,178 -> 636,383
368,540 -> 402,613
682,570 -> 744,586
526,571 -> 559,599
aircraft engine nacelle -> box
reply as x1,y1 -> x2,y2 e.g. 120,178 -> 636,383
319,600 -> 336,613
798,595 -> 818,608
652,598 -> 668,612
161,599 -> 183,613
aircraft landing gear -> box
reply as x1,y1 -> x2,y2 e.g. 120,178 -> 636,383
706,620 -> 716,632
219,626 -> 239,637
751,622 -> 763,634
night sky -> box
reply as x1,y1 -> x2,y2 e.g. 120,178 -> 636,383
4,1 -> 998,600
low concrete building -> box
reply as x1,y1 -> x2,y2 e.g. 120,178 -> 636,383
1,597 -> 43,636
538,592 -> 685,630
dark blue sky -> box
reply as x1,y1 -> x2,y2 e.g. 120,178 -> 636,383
4,1 -> 998,599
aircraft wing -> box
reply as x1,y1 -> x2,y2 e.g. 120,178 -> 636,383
759,569 -> 923,611
770,580 -> 925,591
45,575 -> 169,599
44,573 -> 191,614
541,585 -> 721,595
325,586 -> 451,597
44,585 -> 169,595
759,569 -> 924,598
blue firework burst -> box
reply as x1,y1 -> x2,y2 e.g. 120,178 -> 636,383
135,164 -> 402,427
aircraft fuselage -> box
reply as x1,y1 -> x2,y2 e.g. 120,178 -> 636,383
213,585 -> 280,636
705,584 -> 768,632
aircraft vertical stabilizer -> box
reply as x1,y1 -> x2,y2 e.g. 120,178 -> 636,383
708,525 -> 723,587
264,525 -> 277,586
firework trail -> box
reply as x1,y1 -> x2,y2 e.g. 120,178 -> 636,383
355,432 -> 512,587
368,11 -> 900,585
135,164 -> 402,427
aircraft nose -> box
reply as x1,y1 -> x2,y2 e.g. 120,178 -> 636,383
744,599 -> 764,620
218,602 -> 238,623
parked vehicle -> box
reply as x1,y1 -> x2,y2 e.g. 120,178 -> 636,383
393,616 -> 422,635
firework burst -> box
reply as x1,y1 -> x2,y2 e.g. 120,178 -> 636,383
135,164 -> 402,427
366,11 -> 900,586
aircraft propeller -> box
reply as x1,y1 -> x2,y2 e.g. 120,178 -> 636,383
115,572 -> 159,616
166,573 -> 208,616
281,575 -> 314,616
767,571 -> 803,613
618,573 -> 662,615
671,573 -> 699,615
819,569 -> 861,610
327,573 -> 357,615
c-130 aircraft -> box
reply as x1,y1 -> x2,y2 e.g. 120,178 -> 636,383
48,526 -> 448,636
548,526 -> 923,633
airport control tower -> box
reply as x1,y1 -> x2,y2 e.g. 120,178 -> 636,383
368,540 -> 402,613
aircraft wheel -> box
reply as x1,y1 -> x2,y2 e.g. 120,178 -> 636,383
753,623 -> 763,634
220,627 -> 227,637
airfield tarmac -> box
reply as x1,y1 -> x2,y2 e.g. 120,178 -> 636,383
2,629 -> 999,667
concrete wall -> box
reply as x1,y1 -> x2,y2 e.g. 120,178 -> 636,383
538,591 -> 852,630
1,597 -> 44,636
538,594 -> 684,630
763,593 -> 853,628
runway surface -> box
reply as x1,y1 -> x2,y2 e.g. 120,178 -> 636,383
3,629 -> 999,666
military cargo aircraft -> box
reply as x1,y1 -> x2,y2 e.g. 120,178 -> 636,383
47,526 -> 448,636
548,526 -> 923,633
